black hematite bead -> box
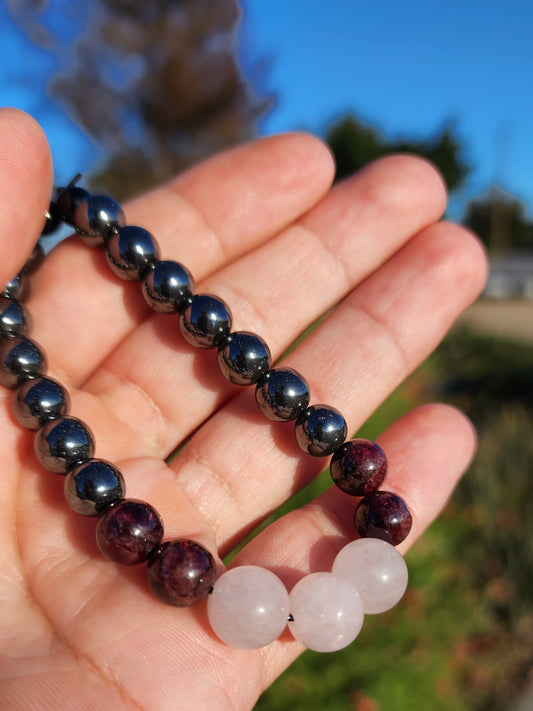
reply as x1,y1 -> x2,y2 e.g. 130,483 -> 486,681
55,186 -> 90,224
0,336 -> 46,389
13,376 -> 70,430
35,416 -> 94,474
354,490 -> 413,546
106,226 -> 160,281
147,539 -> 216,607
65,459 -> 125,516
255,367 -> 310,421
180,293 -> 232,349
1,272 -> 28,301
217,331 -> 271,386
142,260 -> 195,313
330,438 -> 387,497
0,298 -> 29,340
74,195 -> 126,246
23,242 -> 45,273
96,499 -> 163,565
294,404 -> 347,457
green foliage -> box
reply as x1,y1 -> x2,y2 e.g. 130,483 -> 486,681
325,114 -> 469,193
462,188 -> 533,251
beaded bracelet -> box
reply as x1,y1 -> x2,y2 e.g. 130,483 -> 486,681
0,177 -> 412,653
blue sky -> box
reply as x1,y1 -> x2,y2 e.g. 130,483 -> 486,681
1,1 -> 532,218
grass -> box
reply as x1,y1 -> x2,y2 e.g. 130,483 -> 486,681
255,326 -> 533,711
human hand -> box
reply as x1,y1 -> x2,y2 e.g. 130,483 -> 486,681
0,108 -> 486,710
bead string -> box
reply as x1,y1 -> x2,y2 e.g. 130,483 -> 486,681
0,178 -> 412,652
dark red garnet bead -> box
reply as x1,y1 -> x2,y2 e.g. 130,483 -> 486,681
96,499 -> 164,565
354,490 -> 412,546
147,539 -> 216,607
330,438 -> 387,496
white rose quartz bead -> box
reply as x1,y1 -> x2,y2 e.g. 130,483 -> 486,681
332,538 -> 408,614
207,565 -> 289,649
288,572 -> 364,652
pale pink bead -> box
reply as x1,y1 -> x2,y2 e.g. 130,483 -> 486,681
332,537 -> 408,614
288,572 -> 364,652
207,566 -> 289,649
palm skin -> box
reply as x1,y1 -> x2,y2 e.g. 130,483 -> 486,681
0,109 -> 486,711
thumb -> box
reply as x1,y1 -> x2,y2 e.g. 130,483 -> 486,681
0,108 -> 53,287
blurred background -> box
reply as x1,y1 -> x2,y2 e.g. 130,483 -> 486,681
1,1 -> 532,708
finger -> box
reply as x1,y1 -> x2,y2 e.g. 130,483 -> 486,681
28,133 -> 335,383
79,155 -> 448,459
170,220 -> 487,549
236,403 -> 477,683
0,108 -> 52,285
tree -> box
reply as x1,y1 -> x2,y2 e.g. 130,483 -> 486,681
325,113 -> 469,193
8,0 -> 270,199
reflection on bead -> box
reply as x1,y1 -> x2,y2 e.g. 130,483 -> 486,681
142,260 -> 194,313
0,336 -> 46,389
35,416 -> 94,474
106,226 -> 160,280
64,459 -> 125,516
13,376 -> 69,430
0,298 -> 29,340
288,572 -> 364,652
294,404 -> 347,456
74,195 -> 126,246
96,499 -> 163,565
207,566 -> 289,648
332,538 -> 408,614
330,439 -> 387,496
354,490 -> 412,546
147,539 -> 216,606
1,272 -> 28,301
180,293 -> 232,348
55,186 -> 90,224
217,331 -> 271,386
255,367 -> 310,421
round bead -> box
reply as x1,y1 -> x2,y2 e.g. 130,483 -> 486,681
34,416 -> 94,474
13,376 -> 69,430
0,336 -> 46,389
217,331 -> 271,386
0,297 -> 29,340
207,566 -> 289,649
55,186 -> 90,224
255,367 -> 310,421
147,539 -> 216,606
41,209 -> 61,236
74,195 -> 126,246
106,226 -> 160,280
332,538 -> 408,614
180,293 -> 232,349
288,572 -> 364,652
142,260 -> 194,313
96,499 -> 163,565
294,405 -> 347,457
354,490 -> 413,546
23,242 -> 45,273
330,439 -> 387,496
1,272 -> 28,301
64,459 -> 125,516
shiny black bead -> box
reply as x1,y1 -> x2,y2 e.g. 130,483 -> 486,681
0,336 -> 46,389
180,293 -> 232,348
74,195 -> 126,246
142,259 -> 195,313
22,242 -> 45,274
55,186 -> 91,224
255,367 -> 310,421
13,376 -> 70,430
1,272 -> 28,301
64,459 -> 125,516
0,298 -> 29,340
106,226 -> 160,280
41,208 -> 61,235
35,416 -> 95,474
217,331 -> 271,386
294,404 -> 347,457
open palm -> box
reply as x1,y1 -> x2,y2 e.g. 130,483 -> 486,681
0,109 -> 486,711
